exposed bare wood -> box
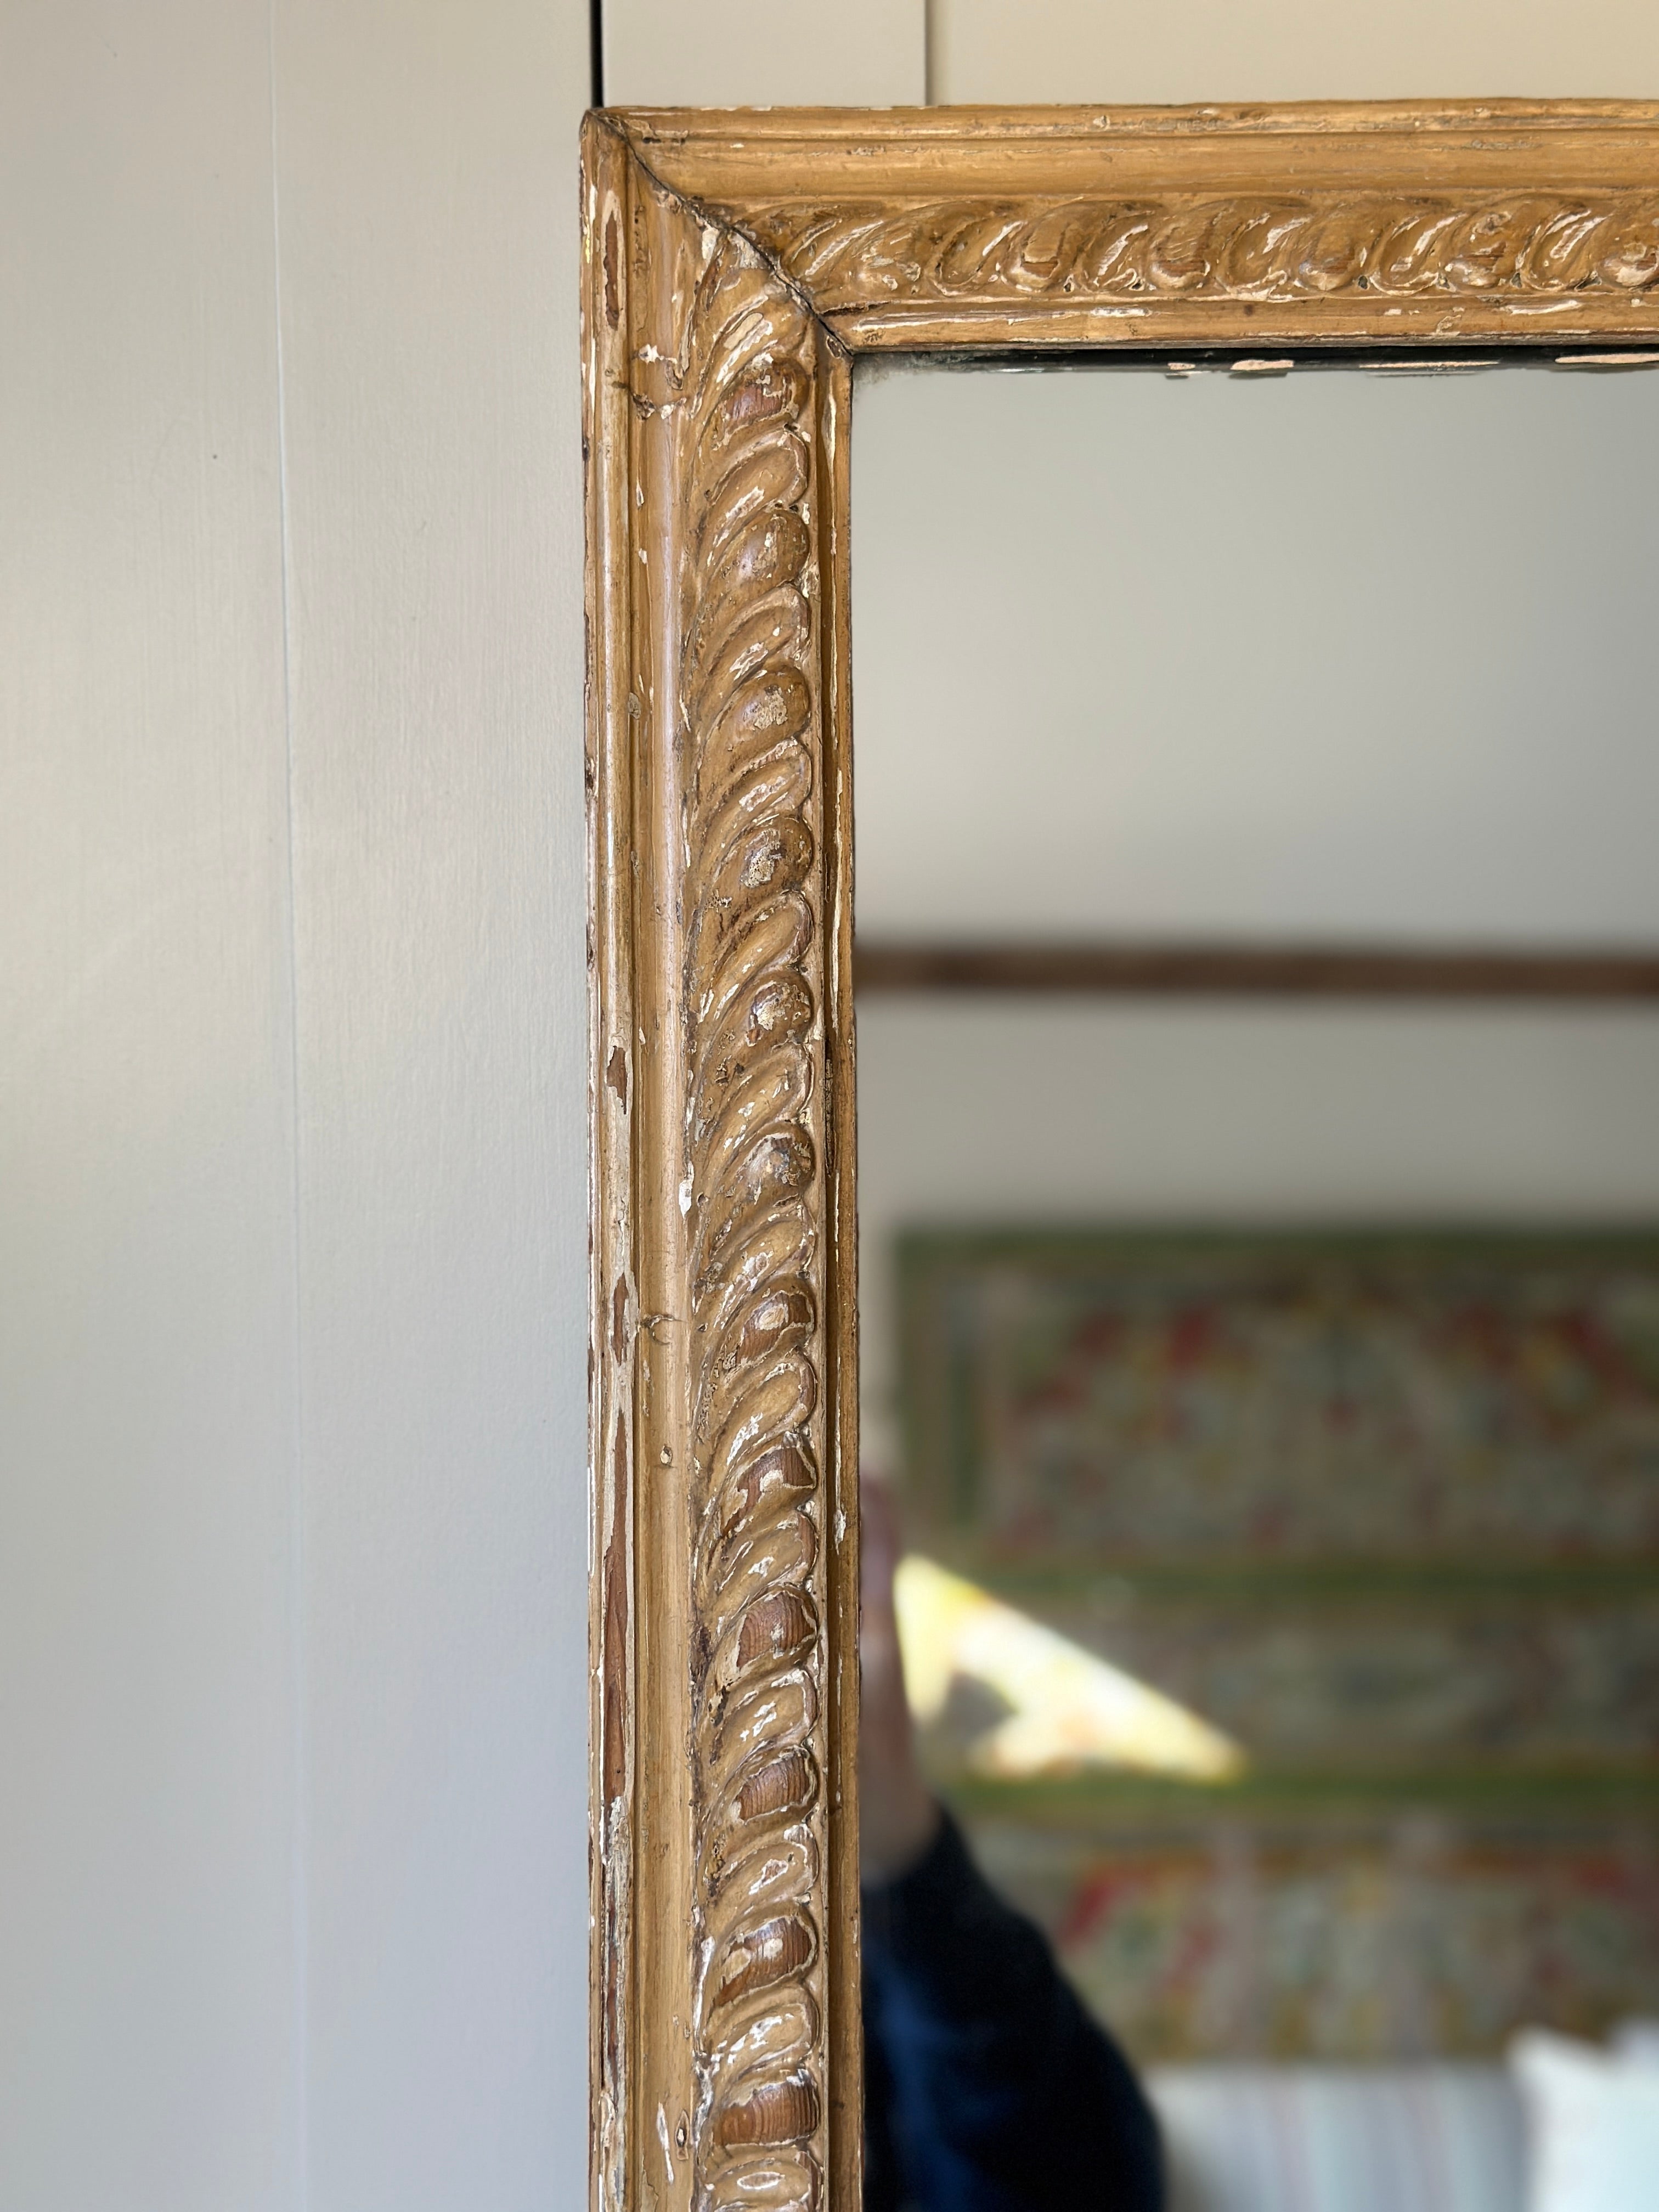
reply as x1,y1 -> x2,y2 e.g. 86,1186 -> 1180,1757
583,111 -> 637,2212
583,102 -> 1659,2212
586,111 -> 846,2212
853,941 -> 1659,1001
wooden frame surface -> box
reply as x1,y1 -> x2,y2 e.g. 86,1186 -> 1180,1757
582,100 -> 1659,2212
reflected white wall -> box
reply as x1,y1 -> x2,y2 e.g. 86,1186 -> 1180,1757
853,360 -> 1659,947
852,359 -> 1659,1447
856,1001 -> 1659,1441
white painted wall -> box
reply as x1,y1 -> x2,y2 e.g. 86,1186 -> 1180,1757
2,9 -> 301,2205
931,0 -> 1659,105
3,2 -> 589,2205
601,0 -> 1658,114
604,0 -> 923,106
273,3 -> 590,2204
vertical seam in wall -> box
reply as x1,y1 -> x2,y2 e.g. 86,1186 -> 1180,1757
268,3 -> 310,2203
590,0 -> 604,109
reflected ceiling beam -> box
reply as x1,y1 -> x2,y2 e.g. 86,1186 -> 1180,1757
854,940 -> 1659,1000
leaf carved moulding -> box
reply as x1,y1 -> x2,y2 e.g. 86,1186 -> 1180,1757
733,194 -> 1659,309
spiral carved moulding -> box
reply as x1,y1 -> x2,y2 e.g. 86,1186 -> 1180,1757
680,242 -> 827,2211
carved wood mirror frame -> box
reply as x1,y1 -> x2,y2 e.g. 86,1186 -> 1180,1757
581,100 -> 1659,2212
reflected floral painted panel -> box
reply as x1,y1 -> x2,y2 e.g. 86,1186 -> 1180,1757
900,1231 -> 1659,1564
894,1231 -> 1659,2056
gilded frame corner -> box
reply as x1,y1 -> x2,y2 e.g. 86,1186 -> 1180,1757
581,97 -> 1659,2212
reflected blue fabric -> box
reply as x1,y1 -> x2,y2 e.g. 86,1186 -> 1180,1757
862,1814 -> 1165,2212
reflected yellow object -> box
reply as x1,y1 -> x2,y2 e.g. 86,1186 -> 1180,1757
893,1555 -> 1246,1783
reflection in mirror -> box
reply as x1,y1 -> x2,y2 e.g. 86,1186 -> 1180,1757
852,357 -> 1659,2212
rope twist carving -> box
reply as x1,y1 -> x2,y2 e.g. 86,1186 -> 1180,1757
679,232 -> 826,2212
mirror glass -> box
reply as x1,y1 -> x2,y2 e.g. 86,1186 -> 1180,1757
851,356 -> 1659,2209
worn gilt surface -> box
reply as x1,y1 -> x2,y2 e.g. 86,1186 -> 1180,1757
738,191 -> 1659,311
673,216 -> 830,2212
584,100 -> 1659,2212
585,115 -> 850,2212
